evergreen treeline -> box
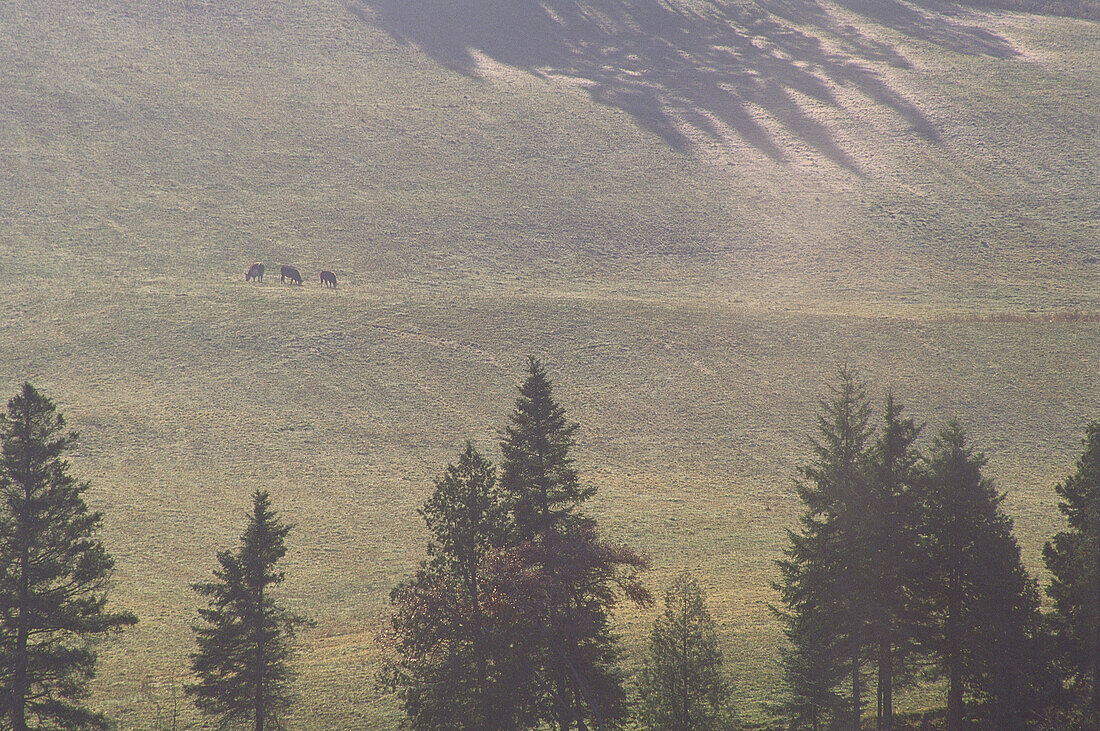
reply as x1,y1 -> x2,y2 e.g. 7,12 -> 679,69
0,368 -> 1097,729
772,369 -> 1078,730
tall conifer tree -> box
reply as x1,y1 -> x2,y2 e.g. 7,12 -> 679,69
1044,421 -> 1100,720
918,423 -> 1042,729
500,357 -> 593,541
0,383 -> 137,731
499,358 -> 650,730
775,367 -> 873,729
187,490 -> 310,731
865,394 -> 923,731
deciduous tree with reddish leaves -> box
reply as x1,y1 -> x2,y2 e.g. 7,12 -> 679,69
387,443 -> 539,730
388,359 -> 651,730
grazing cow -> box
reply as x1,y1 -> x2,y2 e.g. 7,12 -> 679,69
245,262 -> 264,282
320,270 -> 337,289
280,265 -> 302,285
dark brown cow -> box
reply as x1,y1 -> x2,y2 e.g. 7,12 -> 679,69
280,265 -> 302,285
320,270 -> 337,289
245,262 -> 264,282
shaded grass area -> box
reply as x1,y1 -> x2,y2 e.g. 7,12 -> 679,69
354,0 -> 945,167
1,0 -> 1097,726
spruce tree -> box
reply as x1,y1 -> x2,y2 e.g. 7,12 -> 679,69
1043,421 -> 1100,720
864,394 -> 923,731
498,357 -> 650,730
639,572 -> 728,731
187,490 -> 310,731
0,383 -> 137,731
500,357 -> 593,541
388,442 -> 537,729
774,367 -> 873,729
918,423 -> 1043,729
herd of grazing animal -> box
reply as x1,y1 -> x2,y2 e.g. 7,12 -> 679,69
244,262 -> 336,289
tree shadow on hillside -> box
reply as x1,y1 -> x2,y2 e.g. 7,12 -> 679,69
349,0 -> 1019,169
834,0 -> 1020,57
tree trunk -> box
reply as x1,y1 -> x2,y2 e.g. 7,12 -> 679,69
948,661 -> 962,731
475,637 -> 488,725
877,669 -> 882,731
574,683 -> 585,731
12,463 -> 33,731
470,569 -> 489,726
947,581 -> 963,731
682,622 -> 691,729
555,658 -> 571,731
576,703 -> 589,731
13,541 -> 30,731
852,649 -> 861,729
878,637 -> 892,731
256,582 -> 265,731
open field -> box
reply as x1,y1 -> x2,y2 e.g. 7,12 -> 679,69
1,0 -> 1097,726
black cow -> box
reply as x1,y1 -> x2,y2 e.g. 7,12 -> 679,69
280,265 -> 302,285
320,270 -> 337,288
245,262 -> 264,282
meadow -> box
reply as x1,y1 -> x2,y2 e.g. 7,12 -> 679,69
0,0 -> 1097,726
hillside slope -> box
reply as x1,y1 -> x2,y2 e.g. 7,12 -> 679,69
1,0 -> 1097,726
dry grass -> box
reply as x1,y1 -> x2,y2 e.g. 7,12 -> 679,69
1,0 -> 1097,727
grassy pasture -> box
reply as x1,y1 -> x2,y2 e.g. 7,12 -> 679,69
1,0 -> 1098,726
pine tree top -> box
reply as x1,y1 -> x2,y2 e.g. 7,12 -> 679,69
502,357 -> 578,461
1,382 -> 77,486
499,357 -> 594,539
924,421 -> 1002,509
